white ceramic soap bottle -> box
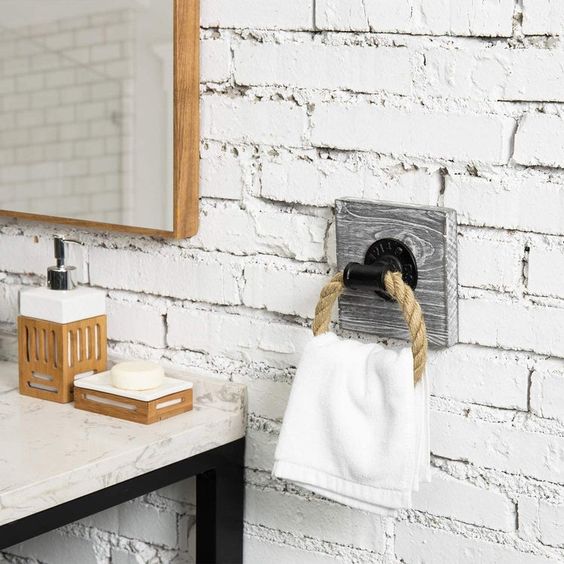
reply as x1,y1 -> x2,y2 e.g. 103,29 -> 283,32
18,236 -> 108,403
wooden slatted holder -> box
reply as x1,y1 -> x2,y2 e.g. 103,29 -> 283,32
18,315 -> 107,404
74,371 -> 193,425
74,387 -> 193,425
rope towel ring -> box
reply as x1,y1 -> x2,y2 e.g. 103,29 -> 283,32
312,271 -> 428,384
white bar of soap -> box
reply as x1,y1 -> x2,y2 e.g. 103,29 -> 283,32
111,361 -> 165,391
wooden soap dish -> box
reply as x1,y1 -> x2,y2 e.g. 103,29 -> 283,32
74,371 -> 193,425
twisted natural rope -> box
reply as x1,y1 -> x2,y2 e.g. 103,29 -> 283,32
312,271 -> 428,383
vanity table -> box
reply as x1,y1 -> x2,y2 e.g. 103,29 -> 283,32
0,362 -> 246,563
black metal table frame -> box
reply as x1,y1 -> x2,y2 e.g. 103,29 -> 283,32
0,438 -> 245,564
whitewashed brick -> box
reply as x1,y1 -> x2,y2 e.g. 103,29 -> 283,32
460,297 -> 564,357
366,167 -> 442,205
245,427 -> 278,472
539,502 -> 564,547
0,234 -> 87,281
261,158 -> 363,207
167,307 -> 311,367
202,0 -> 314,30
242,262 -> 327,318
89,247 -> 242,305
316,0 -> 514,37
118,502 -> 177,547
312,104 -> 515,164
252,211 -> 327,262
78,507 -> 119,532
110,549 -> 138,564
107,299 -> 165,348
429,345 -> 529,410
235,42 -> 412,95
201,38 -> 231,83
314,0 -> 368,31
244,536 -> 337,564
158,477 -> 196,505
458,231 -> 523,291
528,241 -> 564,298
530,359 -> 564,423
504,51 -> 564,102
514,113 -> 564,168
0,283 -> 22,324
523,0 -> 564,35
445,176 -> 564,236
246,487 -> 386,553
232,375 -> 290,420
421,48 -> 564,102
200,147 -> 244,200
413,470 -> 515,530
0,235 -> 50,275
432,410 -> 564,483
396,522 -> 554,564
192,203 -> 326,261
518,496 -> 540,542
6,531 -> 98,564
265,157 -> 442,209
203,97 -> 307,147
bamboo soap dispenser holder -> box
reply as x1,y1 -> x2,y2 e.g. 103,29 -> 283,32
18,237 -> 107,404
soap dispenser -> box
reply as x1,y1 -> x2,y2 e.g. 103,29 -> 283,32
18,236 -> 107,404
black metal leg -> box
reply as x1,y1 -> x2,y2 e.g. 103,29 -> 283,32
196,440 -> 245,564
0,439 -> 246,555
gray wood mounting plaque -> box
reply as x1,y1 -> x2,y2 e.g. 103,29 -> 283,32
336,199 -> 458,347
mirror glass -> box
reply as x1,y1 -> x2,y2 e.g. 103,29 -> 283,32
0,0 -> 174,231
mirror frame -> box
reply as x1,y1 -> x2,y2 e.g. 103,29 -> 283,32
0,0 -> 200,239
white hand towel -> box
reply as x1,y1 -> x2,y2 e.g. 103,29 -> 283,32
273,332 -> 430,515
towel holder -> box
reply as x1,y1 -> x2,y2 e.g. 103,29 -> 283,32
313,240 -> 427,383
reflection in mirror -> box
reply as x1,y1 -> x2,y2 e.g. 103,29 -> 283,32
0,0 -> 174,231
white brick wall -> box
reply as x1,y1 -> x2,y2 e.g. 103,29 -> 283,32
234,41 -> 412,95
522,0 -> 564,35
514,114 -> 564,168
311,104 -> 515,164
3,1 -> 564,563
315,0 -> 515,36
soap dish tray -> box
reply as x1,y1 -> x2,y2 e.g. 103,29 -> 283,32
74,371 -> 193,425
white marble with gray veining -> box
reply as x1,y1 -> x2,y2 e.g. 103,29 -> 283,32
0,361 -> 247,526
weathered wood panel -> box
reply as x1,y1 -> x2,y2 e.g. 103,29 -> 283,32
336,199 -> 458,347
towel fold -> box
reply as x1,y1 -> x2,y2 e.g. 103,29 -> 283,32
273,333 -> 430,515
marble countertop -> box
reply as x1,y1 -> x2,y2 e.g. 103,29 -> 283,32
0,362 -> 247,526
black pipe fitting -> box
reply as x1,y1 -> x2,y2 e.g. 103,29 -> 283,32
342,238 -> 418,300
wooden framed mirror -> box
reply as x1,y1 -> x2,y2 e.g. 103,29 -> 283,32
0,0 -> 199,238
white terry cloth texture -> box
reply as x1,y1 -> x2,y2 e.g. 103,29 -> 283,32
273,332 -> 430,515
